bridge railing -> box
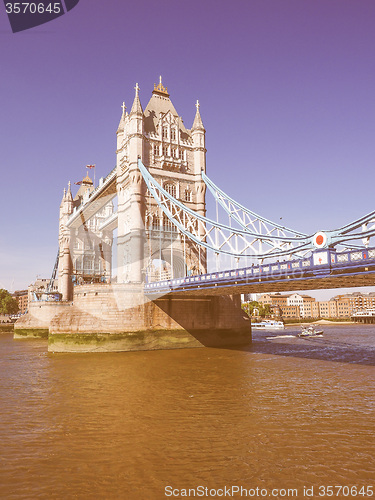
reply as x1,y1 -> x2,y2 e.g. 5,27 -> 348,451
145,247 -> 375,295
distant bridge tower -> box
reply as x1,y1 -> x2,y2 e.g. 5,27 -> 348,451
116,78 -> 207,283
58,174 -> 114,300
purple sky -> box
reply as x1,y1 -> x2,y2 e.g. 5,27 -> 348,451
1,0 -> 375,299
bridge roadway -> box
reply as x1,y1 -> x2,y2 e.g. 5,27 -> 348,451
145,247 -> 375,297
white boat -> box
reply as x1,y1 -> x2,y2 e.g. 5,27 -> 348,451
298,325 -> 324,337
251,320 -> 285,330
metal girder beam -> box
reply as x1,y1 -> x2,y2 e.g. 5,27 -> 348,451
138,160 -> 375,260
147,271 -> 375,298
66,168 -> 117,229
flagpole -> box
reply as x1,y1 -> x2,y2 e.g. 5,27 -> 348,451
86,164 -> 96,188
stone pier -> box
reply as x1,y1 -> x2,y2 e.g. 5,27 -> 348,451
46,283 -> 251,352
14,300 -> 73,339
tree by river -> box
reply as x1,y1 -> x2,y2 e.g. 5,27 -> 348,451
242,301 -> 271,318
0,289 -> 19,315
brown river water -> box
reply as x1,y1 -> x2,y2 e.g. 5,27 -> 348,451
0,325 -> 374,499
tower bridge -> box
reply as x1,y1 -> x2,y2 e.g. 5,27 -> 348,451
14,78 -> 375,352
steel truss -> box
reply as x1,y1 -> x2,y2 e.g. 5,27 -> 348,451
137,160 -> 375,260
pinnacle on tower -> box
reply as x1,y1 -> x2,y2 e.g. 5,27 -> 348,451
152,76 -> 169,97
130,83 -> 143,115
61,187 -> 67,204
192,99 -> 205,131
117,101 -> 127,133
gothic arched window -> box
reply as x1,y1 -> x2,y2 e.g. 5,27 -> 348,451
163,214 -> 177,232
164,183 -> 177,198
152,216 -> 160,230
83,257 -> 93,272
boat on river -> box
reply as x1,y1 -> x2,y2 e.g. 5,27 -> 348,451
251,320 -> 285,330
298,325 -> 324,337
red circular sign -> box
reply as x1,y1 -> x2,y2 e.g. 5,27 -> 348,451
316,235 -> 324,245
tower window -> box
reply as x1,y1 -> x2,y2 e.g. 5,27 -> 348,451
171,128 -> 176,141
162,126 -> 168,139
163,214 -> 177,232
164,183 -> 177,198
184,189 -> 192,202
152,216 -> 160,229
163,145 -> 169,157
153,144 -> 159,156
179,149 -> 185,160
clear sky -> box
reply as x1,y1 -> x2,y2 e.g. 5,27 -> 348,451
1,0 -> 375,300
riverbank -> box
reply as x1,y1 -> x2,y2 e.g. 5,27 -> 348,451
284,319 -> 355,325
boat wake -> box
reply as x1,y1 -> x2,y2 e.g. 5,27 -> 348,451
266,335 -> 296,339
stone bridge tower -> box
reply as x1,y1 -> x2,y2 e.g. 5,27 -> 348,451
58,174 -> 114,300
17,79 -> 250,352
116,78 -> 207,284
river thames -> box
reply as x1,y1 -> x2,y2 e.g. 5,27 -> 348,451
0,324 -> 374,499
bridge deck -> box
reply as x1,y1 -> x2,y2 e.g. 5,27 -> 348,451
145,247 -> 375,296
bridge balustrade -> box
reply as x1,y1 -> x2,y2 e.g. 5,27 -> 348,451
144,247 -> 375,295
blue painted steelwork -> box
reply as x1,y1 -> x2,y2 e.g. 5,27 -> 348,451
137,160 -> 375,260
202,171 -> 375,250
202,170 -> 307,238
144,247 -> 375,295
138,160 -> 311,259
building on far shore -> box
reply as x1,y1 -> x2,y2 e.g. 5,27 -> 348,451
12,290 -> 28,314
253,292 -> 357,319
334,292 -> 375,313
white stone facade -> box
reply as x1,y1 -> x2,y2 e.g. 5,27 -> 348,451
115,79 -> 207,284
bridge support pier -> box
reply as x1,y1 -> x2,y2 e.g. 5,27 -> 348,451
14,300 -> 73,339
47,284 -> 251,352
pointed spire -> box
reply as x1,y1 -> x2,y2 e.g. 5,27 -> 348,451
130,83 -> 143,115
82,174 -> 93,186
117,100 -> 127,133
153,76 -> 169,97
192,99 -> 205,131
66,181 -> 73,200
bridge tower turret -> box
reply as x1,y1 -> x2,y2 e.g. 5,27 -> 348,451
58,182 -> 74,300
191,99 -> 207,219
116,83 -> 146,283
115,78 -> 207,283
